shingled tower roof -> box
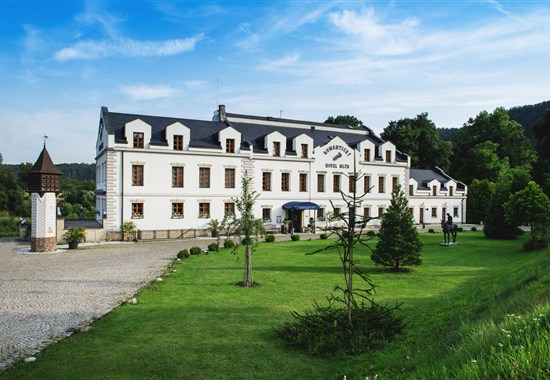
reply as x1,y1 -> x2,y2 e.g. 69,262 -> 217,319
28,145 -> 62,195
29,145 -> 62,175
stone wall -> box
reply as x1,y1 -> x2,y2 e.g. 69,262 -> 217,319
31,237 -> 57,252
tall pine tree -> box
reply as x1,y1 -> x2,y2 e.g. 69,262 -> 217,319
371,184 -> 422,272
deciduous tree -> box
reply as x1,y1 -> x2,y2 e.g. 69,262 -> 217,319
504,181 -> 550,250
467,179 -> 496,224
483,166 -> 530,239
325,115 -> 363,127
230,171 -> 265,287
382,113 -> 453,171
451,107 -> 537,184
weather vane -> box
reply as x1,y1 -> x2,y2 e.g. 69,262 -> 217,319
43,134 -> 49,147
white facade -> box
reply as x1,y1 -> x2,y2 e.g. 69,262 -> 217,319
95,106 -> 466,235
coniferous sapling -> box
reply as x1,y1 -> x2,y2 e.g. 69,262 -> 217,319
371,183 -> 422,272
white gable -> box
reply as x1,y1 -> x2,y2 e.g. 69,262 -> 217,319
124,119 -> 152,148
219,126 -> 242,153
166,122 -> 191,150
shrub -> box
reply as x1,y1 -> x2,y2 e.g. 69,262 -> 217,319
265,234 -> 275,242
0,217 -> 20,237
457,227 -> 464,232
366,230 -> 376,238
177,249 -> 190,259
189,246 -> 203,255
63,227 -> 86,244
208,243 -> 219,252
277,300 -> 404,355
224,239 -> 235,249
319,233 -> 328,240
428,228 -> 435,233
523,237 -> 549,251
291,234 -> 300,241
471,226 -> 478,232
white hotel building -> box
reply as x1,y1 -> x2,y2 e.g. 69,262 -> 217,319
95,105 -> 466,239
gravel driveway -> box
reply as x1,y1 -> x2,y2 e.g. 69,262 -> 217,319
0,238 -> 213,370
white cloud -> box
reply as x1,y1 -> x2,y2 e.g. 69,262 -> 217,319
54,34 -> 204,61
257,52 -> 300,71
329,9 -> 420,56
119,84 -> 181,100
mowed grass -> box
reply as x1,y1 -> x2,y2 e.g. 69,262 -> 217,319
2,232 -> 549,379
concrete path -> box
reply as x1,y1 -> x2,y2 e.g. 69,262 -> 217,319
0,238 -> 217,370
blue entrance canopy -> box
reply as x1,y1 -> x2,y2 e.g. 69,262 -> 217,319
282,201 -> 320,211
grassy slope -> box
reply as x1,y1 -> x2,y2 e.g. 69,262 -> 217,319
2,232 -> 548,379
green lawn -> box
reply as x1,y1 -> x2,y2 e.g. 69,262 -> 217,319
2,232 -> 549,379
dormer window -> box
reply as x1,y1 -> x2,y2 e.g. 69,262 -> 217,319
364,148 -> 370,161
226,138 -> 235,153
133,132 -> 144,148
273,141 -> 281,157
432,185 -> 437,196
301,144 -> 308,158
173,135 -> 183,151
385,150 -> 391,162
449,186 -> 454,196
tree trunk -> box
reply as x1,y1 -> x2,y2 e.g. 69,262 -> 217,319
243,244 -> 253,287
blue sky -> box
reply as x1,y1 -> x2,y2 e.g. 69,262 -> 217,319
1,1 -> 549,164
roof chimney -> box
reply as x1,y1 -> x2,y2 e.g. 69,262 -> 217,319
219,104 -> 226,122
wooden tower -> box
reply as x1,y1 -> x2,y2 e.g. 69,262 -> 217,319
27,145 -> 62,252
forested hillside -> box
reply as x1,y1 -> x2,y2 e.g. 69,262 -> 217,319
508,100 -> 550,143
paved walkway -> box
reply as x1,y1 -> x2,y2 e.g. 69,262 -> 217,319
0,238 -> 218,370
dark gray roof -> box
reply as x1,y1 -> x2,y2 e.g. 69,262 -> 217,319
100,106 -> 408,161
410,167 -> 465,190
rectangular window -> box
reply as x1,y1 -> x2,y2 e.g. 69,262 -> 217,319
132,202 -> 143,218
301,144 -> 308,158
364,175 -> 371,193
299,173 -> 307,192
199,167 -> 210,188
385,150 -> 391,162
449,186 -> 454,196
263,172 -> 271,191
333,174 -> 341,193
378,176 -> 385,193
392,177 -> 399,193
432,207 -> 437,218
442,207 -> 447,219
173,135 -> 183,151
349,175 -> 356,193
172,166 -> 184,188
199,203 -> 210,218
133,132 -> 144,148
132,165 -> 144,186
262,208 -> 271,222
172,202 -> 184,218
453,207 -> 459,217
226,138 -> 235,153
317,174 -> 325,192
363,207 -> 371,220
317,208 -> 325,220
225,202 -> 235,216
364,148 -> 370,161
273,141 -> 281,157
409,184 -> 414,196
378,207 -> 384,217
281,172 -> 290,191
225,168 -> 235,188
409,208 -> 414,215
333,207 -> 341,216
432,185 -> 437,196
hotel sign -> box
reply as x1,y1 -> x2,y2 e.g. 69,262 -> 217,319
323,144 -> 351,169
